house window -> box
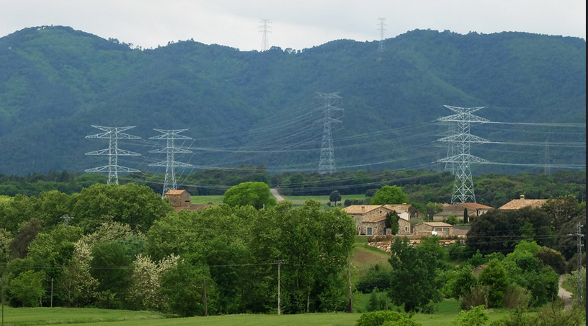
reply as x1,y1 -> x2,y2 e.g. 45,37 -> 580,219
367,227 -> 373,235
435,228 -> 442,232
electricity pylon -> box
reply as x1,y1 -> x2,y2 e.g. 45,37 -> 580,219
85,125 -> 141,185
259,19 -> 272,51
437,106 -> 490,203
442,120 -> 457,174
149,129 -> 193,197
317,92 -> 343,174
377,17 -> 386,53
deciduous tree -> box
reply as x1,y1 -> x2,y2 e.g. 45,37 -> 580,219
370,186 -> 408,205
387,237 -> 442,312
223,182 -> 276,209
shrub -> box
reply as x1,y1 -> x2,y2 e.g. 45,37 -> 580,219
460,284 -> 489,311
356,310 -> 421,326
452,305 -> 489,326
502,283 -> 530,309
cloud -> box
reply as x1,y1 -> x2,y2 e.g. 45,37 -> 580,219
0,0 -> 584,51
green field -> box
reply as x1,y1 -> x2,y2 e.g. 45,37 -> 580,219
190,195 -> 224,204
0,303 -> 518,326
189,194 -> 366,207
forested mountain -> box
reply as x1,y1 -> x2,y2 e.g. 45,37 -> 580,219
0,26 -> 585,176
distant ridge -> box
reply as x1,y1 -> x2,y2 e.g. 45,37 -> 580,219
0,26 -> 585,175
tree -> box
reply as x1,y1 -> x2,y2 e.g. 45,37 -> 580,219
370,186 -> 408,205
425,202 -> 443,221
90,241 -> 132,308
385,211 -> 400,235
8,270 -> 45,307
9,218 -> 43,259
70,183 -> 172,233
478,259 -> 508,308
160,259 -> 212,317
387,237 -> 442,312
329,190 -> 342,206
445,265 -> 477,300
128,253 -> 179,311
542,195 -> 579,230
222,182 -> 276,209
463,208 -> 469,224
534,247 -> 566,275
466,208 -> 550,255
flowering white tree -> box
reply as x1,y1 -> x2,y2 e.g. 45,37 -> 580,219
129,253 -> 179,310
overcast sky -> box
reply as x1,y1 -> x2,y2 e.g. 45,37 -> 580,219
1,0 -> 585,51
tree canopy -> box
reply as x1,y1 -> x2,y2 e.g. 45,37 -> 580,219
222,182 -> 276,209
370,186 -> 409,205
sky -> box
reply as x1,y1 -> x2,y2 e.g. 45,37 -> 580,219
0,0 -> 585,51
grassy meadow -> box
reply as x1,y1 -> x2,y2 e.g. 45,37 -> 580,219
0,303 -> 518,326
189,193 -> 367,208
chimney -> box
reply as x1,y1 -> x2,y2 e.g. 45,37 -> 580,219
361,206 -> 365,213
520,194 -> 525,202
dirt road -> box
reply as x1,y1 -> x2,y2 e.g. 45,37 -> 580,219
270,188 -> 285,202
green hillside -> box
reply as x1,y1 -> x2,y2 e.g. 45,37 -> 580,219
0,26 -> 585,175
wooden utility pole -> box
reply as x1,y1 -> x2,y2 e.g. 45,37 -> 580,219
50,278 -> 54,308
273,260 -> 285,315
347,254 -> 353,313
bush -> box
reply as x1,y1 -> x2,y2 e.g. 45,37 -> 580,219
357,266 -> 392,294
489,299 -> 584,326
502,283 -> 530,309
452,305 -> 489,326
460,284 -> 489,311
534,247 -> 567,275
356,310 -> 421,326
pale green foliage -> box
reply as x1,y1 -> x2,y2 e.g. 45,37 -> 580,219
69,240 -> 98,303
502,283 -> 530,309
27,224 -> 83,261
512,240 -> 541,255
460,284 -> 489,311
452,305 -> 489,326
129,253 -> 179,310
370,186 -> 408,205
0,228 -> 13,264
82,221 -> 145,246
356,310 -> 421,326
562,267 -> 586,306
223,182 -> 276,209
9,269 -> 45,307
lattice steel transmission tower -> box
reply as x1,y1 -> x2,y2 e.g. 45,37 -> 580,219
149,129 -> 193,197
443,121 -> 457,174
437,106 -> 490,203
377,17 -> 386,53
259,19 -> 272,51
317,92 -> 343,174
85,125 -> 141,185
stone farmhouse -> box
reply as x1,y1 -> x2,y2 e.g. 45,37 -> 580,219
164,189 -> 217,213
413,222 -> 453,237
433,202 -> 493,221
342,204 -> 412,236
499,194 -> 548,210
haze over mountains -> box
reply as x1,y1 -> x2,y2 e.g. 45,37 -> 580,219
0,26 -> 585,176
